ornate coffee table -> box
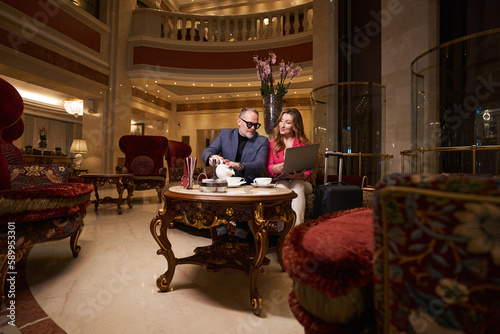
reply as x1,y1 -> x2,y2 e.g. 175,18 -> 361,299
150,185 -> 297,315
81,174 -> 135,214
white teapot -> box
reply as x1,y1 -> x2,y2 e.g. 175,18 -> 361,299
215,159 -> 235,180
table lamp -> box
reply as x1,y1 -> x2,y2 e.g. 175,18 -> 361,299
70,139 -> 88,169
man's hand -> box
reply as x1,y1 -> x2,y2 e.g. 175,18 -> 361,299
226,160 -> 243,171
208,155 -> 223,166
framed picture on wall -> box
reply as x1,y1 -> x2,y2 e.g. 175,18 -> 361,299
131,123 -> 144,136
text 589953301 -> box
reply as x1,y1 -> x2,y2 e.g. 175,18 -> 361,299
6,221 -> 16,326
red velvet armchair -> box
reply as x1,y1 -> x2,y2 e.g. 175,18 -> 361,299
0,77 -> 93,305
165,139 -> 192,182
117,135 -> 169,202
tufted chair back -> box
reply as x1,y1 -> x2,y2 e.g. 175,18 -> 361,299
0,77 -> 24,190
166,140 -> 192,167
119,135 -> 169,174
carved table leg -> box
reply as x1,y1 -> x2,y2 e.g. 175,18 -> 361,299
150,207 -> 178,292
126,182 -> 135,209
248,203 -> 269,316
93,181 -> 100,211
116,179 -> 125,215
276,203 -> 296,271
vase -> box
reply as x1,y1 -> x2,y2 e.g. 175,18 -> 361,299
38,138 -> 47,148
262,93 -> 283,138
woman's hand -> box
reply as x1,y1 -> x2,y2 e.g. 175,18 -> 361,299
288,169 -> 305,180
273,163 -> 284,175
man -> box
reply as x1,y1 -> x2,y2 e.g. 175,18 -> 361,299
201,107 -> 268,183
201,107 -> 269,242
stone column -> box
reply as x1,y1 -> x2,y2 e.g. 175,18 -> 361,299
101,0 -> 136,173
381,0 -> 439,173
312,0 -> 338,156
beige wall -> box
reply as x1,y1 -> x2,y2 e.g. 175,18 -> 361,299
381,0 -> 439,173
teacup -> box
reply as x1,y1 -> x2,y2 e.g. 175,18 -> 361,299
253,177 -> 272,186
227,176 -> 245,186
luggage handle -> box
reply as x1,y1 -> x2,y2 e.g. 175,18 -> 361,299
324,181 -> 348,186
323,151 -> 344,185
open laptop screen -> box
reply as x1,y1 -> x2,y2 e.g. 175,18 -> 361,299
280,143 -> 320,175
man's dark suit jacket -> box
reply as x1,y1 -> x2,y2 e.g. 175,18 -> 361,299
201,128 -> 268,183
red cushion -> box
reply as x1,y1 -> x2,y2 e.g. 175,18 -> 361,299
131,155 -> 155,174
0,182 -> 93,224
283,208 -> 373,299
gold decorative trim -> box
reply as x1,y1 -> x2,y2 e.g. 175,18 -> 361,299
254,203 -> 265,227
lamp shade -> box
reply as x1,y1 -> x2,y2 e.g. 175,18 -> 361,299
70,139 -> 88,153
64,98 -> 84,118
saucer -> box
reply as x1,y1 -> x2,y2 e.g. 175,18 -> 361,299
227,182 -> 246,188
251,183 -> 274,188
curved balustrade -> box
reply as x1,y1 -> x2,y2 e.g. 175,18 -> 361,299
321,151 -> 394,186
401,145 -> 500,174
411,29 -> 500,175
132,3 -> 313,43
340,152 -> 394,178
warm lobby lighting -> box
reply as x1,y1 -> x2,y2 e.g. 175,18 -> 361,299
70,139 -> 88,168
64,98 -> 84,118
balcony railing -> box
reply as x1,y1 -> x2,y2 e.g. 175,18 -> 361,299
401,145 -> 500,174
131,3 -> 313,43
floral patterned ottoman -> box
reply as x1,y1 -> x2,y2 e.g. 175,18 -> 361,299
372,174 -> 500,334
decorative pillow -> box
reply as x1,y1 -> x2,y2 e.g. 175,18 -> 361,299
1,143 -> 26,165
130,155 -> 155,174
9,164 -> 70,190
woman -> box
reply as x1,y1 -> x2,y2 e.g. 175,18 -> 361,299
267,108 -> 313,225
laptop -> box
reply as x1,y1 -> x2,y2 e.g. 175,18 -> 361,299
274,143 -> 320,178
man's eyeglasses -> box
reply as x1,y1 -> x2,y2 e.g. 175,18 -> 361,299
239,117 -> 261,129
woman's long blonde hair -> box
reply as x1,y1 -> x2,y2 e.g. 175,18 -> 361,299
272,108 -> 310,156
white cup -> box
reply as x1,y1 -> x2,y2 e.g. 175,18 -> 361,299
254,177 -> 272,185
227,176 -> 244,185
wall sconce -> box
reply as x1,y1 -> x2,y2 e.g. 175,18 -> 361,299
70,139 -> 88,169
64,98 -> 84,118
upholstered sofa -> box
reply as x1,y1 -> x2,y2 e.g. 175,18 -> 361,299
283,173 -> 500,334
0,77 -> 93,306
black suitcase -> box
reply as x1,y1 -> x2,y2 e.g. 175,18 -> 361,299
313,151 -> 363,218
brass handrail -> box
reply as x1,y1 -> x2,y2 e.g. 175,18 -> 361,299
400,145 -> 500,173
324,151 -> 394,177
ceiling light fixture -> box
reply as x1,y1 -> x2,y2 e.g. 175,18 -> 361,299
63,98 -> 84,118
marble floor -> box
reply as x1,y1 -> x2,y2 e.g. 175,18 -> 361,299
1,189 -> 304,334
